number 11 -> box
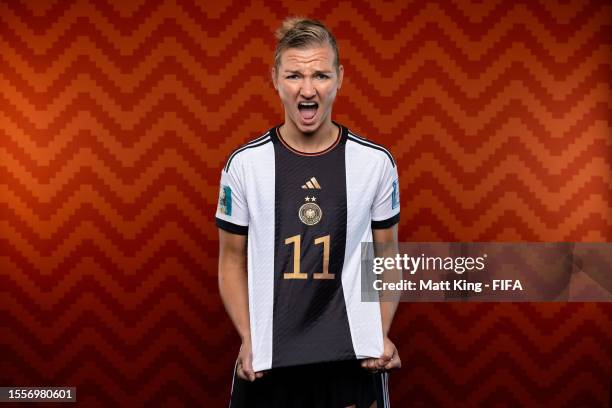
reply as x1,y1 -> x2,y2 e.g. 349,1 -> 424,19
283,234 -> 333,280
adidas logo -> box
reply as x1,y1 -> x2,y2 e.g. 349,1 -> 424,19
301,177 -> 321,189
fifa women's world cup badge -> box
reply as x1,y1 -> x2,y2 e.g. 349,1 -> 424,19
299,196 -> 322,225
218,185 -> 232,216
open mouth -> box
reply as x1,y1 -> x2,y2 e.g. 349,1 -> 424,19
298,101 -> 318,122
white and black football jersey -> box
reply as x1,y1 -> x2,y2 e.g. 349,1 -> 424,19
215,122 -> 400,372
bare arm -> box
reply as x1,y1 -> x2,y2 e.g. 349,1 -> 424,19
218,229 -> 262,381
373,224 -> 400,337
362,224 -> 402,372
218,229 -> 249,340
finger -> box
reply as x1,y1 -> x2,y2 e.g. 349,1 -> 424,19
384,357 -> 401,371
362,359 -> 377,372
243,365 -> 255,382
236,365 -> 248,381
378,354 -> 391,366
381,346 -> 394,362
241,356 -> 256,382
243,367 -> 255,382
368,359 -> 377,371
255,371 -> 264,379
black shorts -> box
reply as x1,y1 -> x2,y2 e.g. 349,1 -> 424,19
229,359 -> 390,408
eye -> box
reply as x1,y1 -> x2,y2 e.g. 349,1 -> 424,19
316,73 -> 329,80
286,74 -> 299,79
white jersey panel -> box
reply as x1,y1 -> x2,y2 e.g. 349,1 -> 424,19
240,142 -> 276,372
343,139 -> 388,359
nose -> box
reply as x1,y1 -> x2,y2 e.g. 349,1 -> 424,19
300,79 -> 316,98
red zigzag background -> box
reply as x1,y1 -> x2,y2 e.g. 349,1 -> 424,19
1,0 -> 611,406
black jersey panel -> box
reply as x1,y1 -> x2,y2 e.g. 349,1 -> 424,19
271,127 -> 356,368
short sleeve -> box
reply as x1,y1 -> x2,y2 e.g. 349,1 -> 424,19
215,157 -> 249,235
371,154 -> 400,229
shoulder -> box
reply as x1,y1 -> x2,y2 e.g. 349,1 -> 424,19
224,129 -> 273,172
344,128 -> 396,168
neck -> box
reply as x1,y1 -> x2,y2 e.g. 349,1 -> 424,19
279,120 -> 338,153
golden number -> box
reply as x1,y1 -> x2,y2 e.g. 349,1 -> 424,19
313,235 -> 334,279
284,234 -> 334,280
283,235 -> 308,279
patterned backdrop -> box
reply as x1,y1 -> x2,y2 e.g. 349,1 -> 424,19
1,0 -> 611,406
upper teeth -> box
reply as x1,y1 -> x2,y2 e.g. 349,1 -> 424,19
300,102 -> 316,107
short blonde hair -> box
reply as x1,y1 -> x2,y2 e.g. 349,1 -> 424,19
274,18 -> 340,73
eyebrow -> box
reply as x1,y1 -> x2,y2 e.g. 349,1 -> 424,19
283,70 -> 334,74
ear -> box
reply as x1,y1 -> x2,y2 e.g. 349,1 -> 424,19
337,65 -> 344,90
271,67 -> 278,91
